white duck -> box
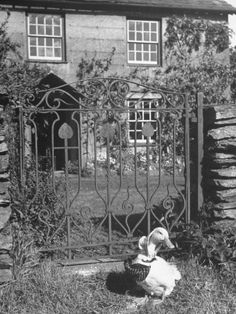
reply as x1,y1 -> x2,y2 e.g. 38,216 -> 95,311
138,227 -> 175,259
124,227 -> 180,302
124,253 -> 181,301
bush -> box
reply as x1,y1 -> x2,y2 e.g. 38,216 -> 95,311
175,220 -> 236,274
151,15 -> 235,104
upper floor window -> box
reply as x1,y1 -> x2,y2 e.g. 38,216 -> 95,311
127,20 -> 160,66
27,14 -> 64,61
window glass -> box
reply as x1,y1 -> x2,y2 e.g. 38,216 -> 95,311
29,25 -> 36,34
127,20 -> 160,65
27,14 -> 64,61
151,53 -> 157,62
127,98 -> 159,142
129,32 -> 135,41
129,21 -> 135,30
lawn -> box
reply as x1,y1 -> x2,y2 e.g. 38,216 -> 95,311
8,169 -> 234,314
0,257 -> 235,314
54,172 -> 185,217
41,172 -> 185,260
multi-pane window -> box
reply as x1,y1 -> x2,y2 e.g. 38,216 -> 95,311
128,99 -> 158,142
27,14 -> 64,61
127,20 -> 160,65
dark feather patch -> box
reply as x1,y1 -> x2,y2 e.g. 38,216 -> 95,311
124,258 -> 150,282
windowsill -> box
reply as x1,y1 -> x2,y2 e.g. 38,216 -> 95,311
26,59 -> 68,64
128,63 -> 161,67
128,141 -> 156,146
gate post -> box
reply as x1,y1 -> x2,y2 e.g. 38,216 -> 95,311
197,92 -> 204,214
185,93 -> 191,224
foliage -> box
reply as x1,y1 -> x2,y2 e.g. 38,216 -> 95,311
10,225 -> 41,280
0,259 -> 235,314
0,12 -> 49,277
155,15 -> 235,103
3,11 -> 236,283
158,17 -> 236,274
0,10 -> 47,106
9,156 -> 64,247
137,258 -> 236,314
0,262 -> 130,314
0,11 -> 19,63
230,46 -> 236,100
165,15 -> 231,56
2,12 -> 50,246
7,113 -> 64,277
76,48 -> 124,172
76,47 -> 116,80
174,220 -> 236,275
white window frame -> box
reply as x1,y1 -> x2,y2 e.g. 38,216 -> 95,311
127,93 -> 161,143
127,20 -> 160,65
27,13 -> 64,61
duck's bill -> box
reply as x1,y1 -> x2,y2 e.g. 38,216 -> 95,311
165,238 -> 175,249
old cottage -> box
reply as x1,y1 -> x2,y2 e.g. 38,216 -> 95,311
0,0 -> 236,266
0,0 -> 235,80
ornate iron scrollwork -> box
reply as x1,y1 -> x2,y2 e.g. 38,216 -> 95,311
19,77 -> 190,259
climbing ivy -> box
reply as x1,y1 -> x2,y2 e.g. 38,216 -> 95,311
165,15 -> 231,57
153,15 -> 235,104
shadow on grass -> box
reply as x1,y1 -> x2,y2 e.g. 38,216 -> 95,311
93,212 -> 150,237
106,270 -> 145,297
92,195 -> 185,238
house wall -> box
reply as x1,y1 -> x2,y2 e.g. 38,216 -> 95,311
0,8 -> 229,84
0,9 -> 170,83
63,13 -> 127,81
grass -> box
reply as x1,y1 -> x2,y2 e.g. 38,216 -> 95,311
55,172 -> 185,217
40,172 -> 185,260
0,258 -> 235,314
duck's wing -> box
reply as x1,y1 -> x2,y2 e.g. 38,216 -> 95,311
148,259 -> 180,287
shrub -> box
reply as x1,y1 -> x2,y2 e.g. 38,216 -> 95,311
155,15 -> 235,104
175,219 -> 236,275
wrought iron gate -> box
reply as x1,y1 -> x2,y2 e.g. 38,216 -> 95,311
19,78 -> 194,262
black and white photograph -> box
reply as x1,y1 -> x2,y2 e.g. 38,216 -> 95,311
0,0 -> 235,313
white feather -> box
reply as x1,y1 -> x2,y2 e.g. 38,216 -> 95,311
132,253 -> 181,298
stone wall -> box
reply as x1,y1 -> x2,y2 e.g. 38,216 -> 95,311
204,104 -> 236,220
0,94 -> 12,283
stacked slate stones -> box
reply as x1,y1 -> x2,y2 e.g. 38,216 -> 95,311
204,105 -> 236,220
0,94 -> 12,283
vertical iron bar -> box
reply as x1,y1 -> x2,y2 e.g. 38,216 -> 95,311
78,112 -> 82,186
184,94 -> 191,224
107,130 -> 112,256
86,112 -> 89,168
158,118 -> 162,185
51,118 -> 56,188
146,136 -> 151,235
173,119 -> 176,184
64,137 -> 71,259
197,92 -> 204,214
19,107 -> 24,191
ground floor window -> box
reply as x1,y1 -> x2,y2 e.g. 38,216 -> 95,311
127,95 -> 160,143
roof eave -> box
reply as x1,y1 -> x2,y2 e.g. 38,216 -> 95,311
1,0 -> 236,15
